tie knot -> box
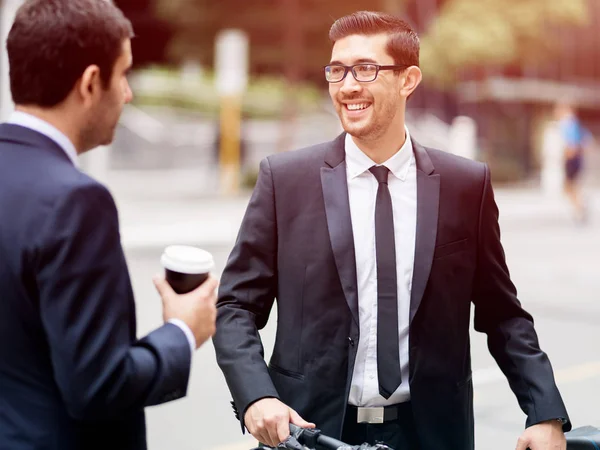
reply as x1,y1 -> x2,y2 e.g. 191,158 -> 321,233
369,165 -> 390,184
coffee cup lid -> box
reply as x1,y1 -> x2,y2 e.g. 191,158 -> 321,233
161,245 -> 214,274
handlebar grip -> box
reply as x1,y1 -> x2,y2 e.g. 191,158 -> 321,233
289,424 -> 350,449
564,437 -> 600,449
317,434 -> 351,449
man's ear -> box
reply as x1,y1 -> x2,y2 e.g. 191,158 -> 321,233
400,66 -> 422,98
77,65 -> 102,108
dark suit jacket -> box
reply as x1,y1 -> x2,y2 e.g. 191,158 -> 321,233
0,124 -> 191,450
213,133 -> 571,450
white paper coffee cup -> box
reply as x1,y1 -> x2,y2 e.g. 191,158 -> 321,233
160,245 -> 214,294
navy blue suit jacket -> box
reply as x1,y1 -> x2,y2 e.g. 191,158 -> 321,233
0,124 -> 191,450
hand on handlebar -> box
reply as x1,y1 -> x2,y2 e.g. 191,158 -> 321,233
515,420 -> 565,450
244,398 -> 315,448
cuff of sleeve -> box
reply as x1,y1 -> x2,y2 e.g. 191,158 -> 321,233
168,319 -> 196,356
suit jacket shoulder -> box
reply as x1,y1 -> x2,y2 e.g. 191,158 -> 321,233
423,146 -> 486,179
0,124 -> 115,234
265,140 -> 332,172
418,145 -> 489,201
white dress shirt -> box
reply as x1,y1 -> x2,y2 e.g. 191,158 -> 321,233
346,128 -> 417,406
6,111 -> 197,356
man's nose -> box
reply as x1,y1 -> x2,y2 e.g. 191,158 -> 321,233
124,82 -> 133,104
339,70 -> 362,94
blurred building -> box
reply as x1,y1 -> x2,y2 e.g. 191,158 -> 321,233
407,0 -> 600,181
114,0 -> 173,68
12,0 -> 591,183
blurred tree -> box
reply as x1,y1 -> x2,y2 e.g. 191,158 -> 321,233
154,0 -> 588,90
419,0 -> 590,87
152,0 -> 409,78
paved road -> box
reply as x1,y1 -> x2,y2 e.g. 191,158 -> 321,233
114,180 -> 600,450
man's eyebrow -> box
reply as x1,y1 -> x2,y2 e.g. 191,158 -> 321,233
328,58 -> 378,65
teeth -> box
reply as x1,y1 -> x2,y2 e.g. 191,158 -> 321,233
347,103 -> 369,111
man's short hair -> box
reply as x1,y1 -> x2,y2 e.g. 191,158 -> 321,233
329,11 -> 419,68
7,0 -> 134,107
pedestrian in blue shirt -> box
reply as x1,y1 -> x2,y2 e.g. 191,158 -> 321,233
555,103 -> 589,223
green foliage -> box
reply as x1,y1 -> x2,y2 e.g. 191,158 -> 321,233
130,66 -> 324,118
420,0 -> 590,87
152,0 -> 590,90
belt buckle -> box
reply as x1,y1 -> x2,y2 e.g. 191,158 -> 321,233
356,406 -> 384,424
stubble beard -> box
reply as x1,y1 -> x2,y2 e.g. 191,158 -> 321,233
86,101 -> 122,150
338,105 -> 387,142
79,116 -> 117,153
100,122 -> 118,146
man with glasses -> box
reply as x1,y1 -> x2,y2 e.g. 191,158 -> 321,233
214,11 -> 570,450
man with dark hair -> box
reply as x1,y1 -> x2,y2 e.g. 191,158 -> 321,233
214,10 -> 570,450
0,1 -> 218,449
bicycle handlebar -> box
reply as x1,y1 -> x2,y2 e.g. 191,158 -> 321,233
289,424 -> 348,449
564,426 -> 600,449
284,424 -> 392,450
254,424 -> 600,450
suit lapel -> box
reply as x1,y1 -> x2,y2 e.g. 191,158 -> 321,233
320,134 -> 440,326
321,133 -> 359,326
410,139 -> 440,324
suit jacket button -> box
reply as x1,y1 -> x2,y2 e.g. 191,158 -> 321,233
348,337 -> 355,346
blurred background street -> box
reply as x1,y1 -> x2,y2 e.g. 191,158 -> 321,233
2,0 -> 600,448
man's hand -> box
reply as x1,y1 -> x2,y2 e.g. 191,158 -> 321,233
516,420 -> 566,450
153,274 -> 218,348
244,398 -> 315,448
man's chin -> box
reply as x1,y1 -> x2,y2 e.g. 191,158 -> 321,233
342,123 -> 370,138
99,132 -> 116,147
101,137 -> 115,147
341,112 -> 372,131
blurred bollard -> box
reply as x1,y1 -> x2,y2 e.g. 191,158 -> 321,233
218,95 -> 242,194
449,116 -> 477,160
0,0 -> 24,122
540,121 -> 565,197
215,29 -> 249,196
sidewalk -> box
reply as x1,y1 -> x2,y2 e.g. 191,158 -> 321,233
104,168 -> 249,249
105,169 -> 600,250
116,194 -> 250,250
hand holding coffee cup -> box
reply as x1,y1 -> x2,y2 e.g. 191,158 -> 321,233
160,245 -> 215,293
153,245 -> 218,349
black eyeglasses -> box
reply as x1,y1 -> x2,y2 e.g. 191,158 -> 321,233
324,63 -> 409,83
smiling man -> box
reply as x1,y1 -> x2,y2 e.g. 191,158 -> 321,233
213,11 -> 570,450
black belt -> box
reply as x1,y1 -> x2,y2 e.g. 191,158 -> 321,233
346,402 -> 412,424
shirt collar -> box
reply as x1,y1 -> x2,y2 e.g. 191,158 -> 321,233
7,111 -> 79,167
345,126 -> 413,181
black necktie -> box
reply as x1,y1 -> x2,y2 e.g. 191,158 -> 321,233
369,165 -> 401,399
